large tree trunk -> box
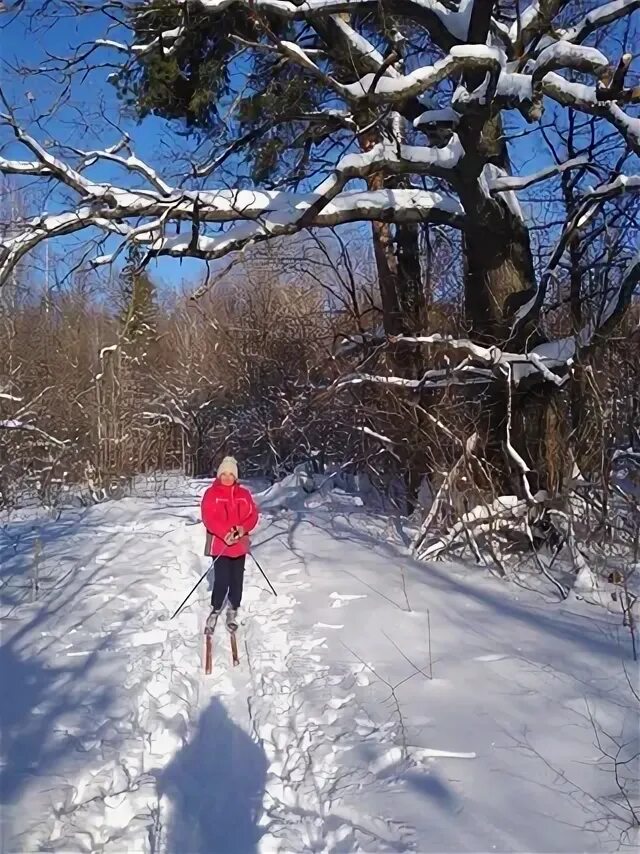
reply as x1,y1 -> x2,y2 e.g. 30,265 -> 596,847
458,115 -> 566,496
458,115 -> 538,344
463,211 -> 537,346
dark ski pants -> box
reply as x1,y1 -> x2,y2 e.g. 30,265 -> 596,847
211,555 -> 246,610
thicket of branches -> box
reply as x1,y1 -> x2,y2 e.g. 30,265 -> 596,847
0,0 -> 638,588
0,240 -> 337,503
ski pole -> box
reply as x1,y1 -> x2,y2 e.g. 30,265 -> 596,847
169,550 -> 224,621
250,552 -> 277,597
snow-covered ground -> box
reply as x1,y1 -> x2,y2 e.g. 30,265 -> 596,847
1,475 -> 638,853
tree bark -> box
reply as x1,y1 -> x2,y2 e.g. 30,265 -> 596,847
458,114 -> 563,496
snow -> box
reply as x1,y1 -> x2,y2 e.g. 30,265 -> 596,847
480,163 -> 524,220
156,190 -> 464,260
336,135 -> 464,173
99,344 -> 119,359
413,107 -> 460,129
511,337 -> 577,384
560,0 -> 639,44
496,72 -> 533,101
608,104 -> 640,151
1,475 -> 638,852
329,17 -> 393,74
489,155 -> 589,193
198,0 -> 474,43
342,54 -> 457,99
358,425 -> 395,446
339,44 -> 505,102
509,0 -> 542,40
279,40 -> 319,73
531,41 -> 609,76
586,173 -> 640,199
542,72 -> 598,107
0,419 -> 69,446
440,0 -> 474,40
449,44 -> 507,65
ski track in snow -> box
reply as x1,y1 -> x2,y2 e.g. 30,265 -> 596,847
1,476 -> 637,853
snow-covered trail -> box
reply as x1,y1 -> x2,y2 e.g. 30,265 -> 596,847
1,477 -> 637,853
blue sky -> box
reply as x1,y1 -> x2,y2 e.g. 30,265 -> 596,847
0,4 -> 207,289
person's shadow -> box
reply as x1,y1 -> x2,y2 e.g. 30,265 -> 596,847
158,697 -> 267,854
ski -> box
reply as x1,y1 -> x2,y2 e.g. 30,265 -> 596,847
204,621 -> 238,672
230,630 -> 239,666
204,629 -> 213,675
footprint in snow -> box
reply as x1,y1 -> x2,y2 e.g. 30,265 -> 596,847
329,592 -> 367,608
328,693 -> 355,710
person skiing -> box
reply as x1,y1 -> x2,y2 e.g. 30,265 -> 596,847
200,456 -> 259,633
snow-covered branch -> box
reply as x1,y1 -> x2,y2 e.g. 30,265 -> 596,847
541,74 -> 640,153
130,0 -> 478,55
392,334 -> 571,386
0,105 -> 468,284
558,0 -> 640,46
0,419 -> 69,448
335,367 -> 493,393
418,495 -> 530,560
510,174 -> 640,337
339,46 -> 506,102
488,156 -> 592,194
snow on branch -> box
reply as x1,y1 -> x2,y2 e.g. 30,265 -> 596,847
512,0 -> 639,53
530,42 -> 610,80
328,15 -> 399,76
323,135 -> 465,185
0,419 -> 69,448
334,367 -> 493,393
418,495 -> 530,561
488,156 -> 592,194
0,145 -> 464,282
356,426 -> 401,462
340,46 -> 506,102
541,74 -> 640,153
268,29 -> 639,145
0,209 -> 127,284
131,0 -> 477,54
509,254 -> 639,381
122,0 -> 640,66
68,142 -> 174,197
105,24 -> 185,59
1,1 -> 637,290
510,174 -> 640,338
143,189 -> 464,265
392,334 -> 571,386
558,0 -> 640,46
0,100 -> 469,284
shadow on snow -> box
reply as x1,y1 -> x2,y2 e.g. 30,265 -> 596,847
158,697 -> 268,854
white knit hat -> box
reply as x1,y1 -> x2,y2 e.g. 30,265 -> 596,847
217,455 -> 239,480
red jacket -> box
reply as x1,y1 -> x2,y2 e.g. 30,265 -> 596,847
201,480 -> 259,558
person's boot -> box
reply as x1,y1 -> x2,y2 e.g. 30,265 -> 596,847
205,608 -> 221,633
226,607 -> 239,632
